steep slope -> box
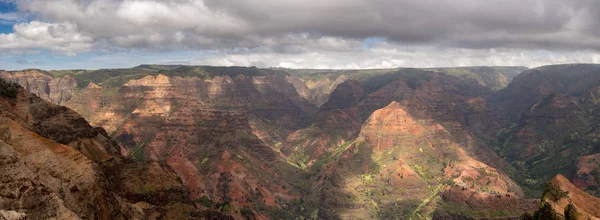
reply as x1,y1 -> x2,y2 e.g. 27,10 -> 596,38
492,64 -> 600,196
281,68 -> 398,106
280,69 -> 532,219
284,69 -> 512,173
91,74 -> 312,218
0,69 -> 77,105
309,102 -> 535,219
521,174 -> 600,220
495,64 -> 600,120
0,79 -> 225,219
1,67 -> 319,219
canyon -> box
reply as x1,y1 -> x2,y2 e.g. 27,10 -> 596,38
1,64 -> 600,219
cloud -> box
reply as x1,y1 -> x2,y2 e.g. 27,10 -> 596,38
0,12 -> 21,21
9,0 -> 600,50
0,11 -> 26,25
1,0 -> 600,68
0,21 -> 93,55
203,44 -> 600,69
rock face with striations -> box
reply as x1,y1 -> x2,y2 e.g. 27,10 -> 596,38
0,79 -> 228,219
0,69 -> 78,105
2,67 -> 320,218
12,64 -> 600,219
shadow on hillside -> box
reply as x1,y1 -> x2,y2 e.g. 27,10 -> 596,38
299,68 -> 523,219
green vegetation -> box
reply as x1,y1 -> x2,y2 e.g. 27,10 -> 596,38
280,68 -> 398,82
196,196 -> 213,208
310,140 -> 353,172
426,66 -> 527,91
593,168 -> 600,187
129,147 -> 145,162
436,201 -> 522,219
361,68 -> 432,93
240,208 -> 256,220
309,208 -> 319,220
410,184 -> 444,219
0,78 -> 19,99
47,68 -> 155,89
44,65 -> 289,89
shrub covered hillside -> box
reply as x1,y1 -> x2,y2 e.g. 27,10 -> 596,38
0,78 -> 20,99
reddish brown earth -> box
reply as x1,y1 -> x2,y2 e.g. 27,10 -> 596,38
522,175 -> 600,220
5,65 -> 600,219
85,74 -> 314,218
0,83 -> 226,219
0,70 -> 78,105
0,69 -> 318,218
308,101 -> 532,219
573,154 -> 600,189
285,70 -> 514,174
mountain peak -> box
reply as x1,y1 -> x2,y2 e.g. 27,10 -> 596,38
523,174 -> 600,220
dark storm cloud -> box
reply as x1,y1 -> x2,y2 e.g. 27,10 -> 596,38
201,0 -> 600,50
1,0 -> 597,52
2,0 -> 600,69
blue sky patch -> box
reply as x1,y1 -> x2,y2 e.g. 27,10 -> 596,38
362,37 -> 387,49
0,2 -> 18,34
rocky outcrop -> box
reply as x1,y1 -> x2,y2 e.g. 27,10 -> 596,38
0,80 -> 228,219
0,81 -> 119,163
0,69 -> 77,105
522,175 -> 600,220
0,85 -> 137,219
287,73 -> 348,106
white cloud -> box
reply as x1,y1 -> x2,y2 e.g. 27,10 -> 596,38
0,12 -> 21,21
0,21 -> 93,55
203,44 -> 600,69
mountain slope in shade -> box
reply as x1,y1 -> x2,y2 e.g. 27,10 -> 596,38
521,174 -> 600,220
426,66 -> 528,91
491,64 -> 600,196
281,66 -> 527,107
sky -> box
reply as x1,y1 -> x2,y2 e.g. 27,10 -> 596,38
1,0 -> 600,70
